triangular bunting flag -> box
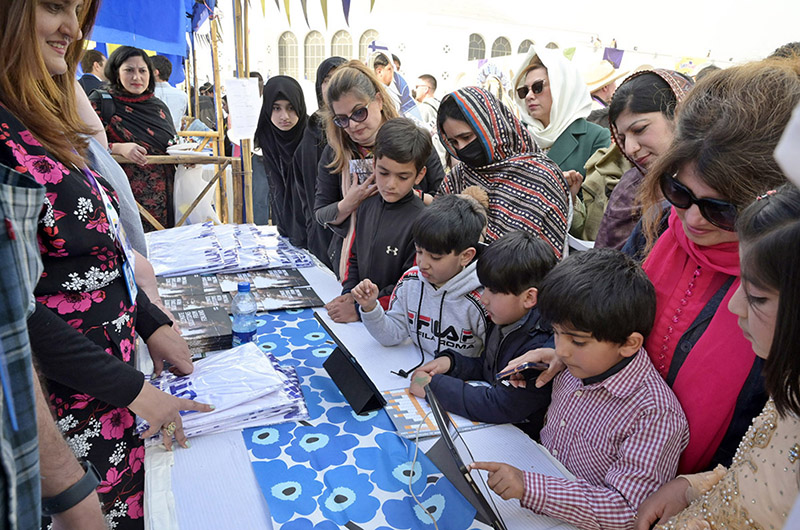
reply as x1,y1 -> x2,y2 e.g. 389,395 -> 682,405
283,0 -> 291,24
300,0 -> 310,27
320,0 -> 328,28
343,0 -> 351,25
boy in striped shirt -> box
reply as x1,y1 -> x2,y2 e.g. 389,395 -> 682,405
472,249 -> 689,530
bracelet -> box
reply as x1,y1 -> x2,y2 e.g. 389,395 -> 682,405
41,460 -> 102,516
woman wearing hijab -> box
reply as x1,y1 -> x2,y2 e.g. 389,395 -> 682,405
594,69 -> 694,250
90,46 -> 177,231
513,48 -> 611,177
255,75 -> 308,241
293,57 -> 347,267
437,86 -> 570,258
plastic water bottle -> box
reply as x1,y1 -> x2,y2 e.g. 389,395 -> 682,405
231,281 -> 257,346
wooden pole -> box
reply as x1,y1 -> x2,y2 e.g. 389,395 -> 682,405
232,0 -> 254,224
243,0 -> 250,75
210,15 -> 229,223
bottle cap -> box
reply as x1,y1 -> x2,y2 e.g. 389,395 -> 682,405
237,281 -> 251,293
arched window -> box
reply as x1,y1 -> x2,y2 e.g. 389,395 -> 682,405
359,29 -> 380,63
491,37 -> 511,58
468,33 -> 485,61
278,31 -> 298,78
518,39 -> 535,54
304,31 -> 325,81
331,30 -> 352,59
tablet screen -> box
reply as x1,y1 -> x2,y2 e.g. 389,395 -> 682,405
425,385 -> 507,530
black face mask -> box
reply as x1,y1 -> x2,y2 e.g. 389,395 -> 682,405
454,138 -> 489,168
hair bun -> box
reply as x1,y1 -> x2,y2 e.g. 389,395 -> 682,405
459,185 -> 490,211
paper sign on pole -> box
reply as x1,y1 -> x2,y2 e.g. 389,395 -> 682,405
225,77 -> 261,143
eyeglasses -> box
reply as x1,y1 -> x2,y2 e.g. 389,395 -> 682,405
515,80 -> 545,99
332,105 -> 370,129
659,172 -> 739,231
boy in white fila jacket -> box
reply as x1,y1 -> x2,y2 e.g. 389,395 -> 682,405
353,194 -> 488,366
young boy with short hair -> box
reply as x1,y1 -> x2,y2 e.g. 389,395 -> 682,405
326,118 -> 431,322
471,249 -> 689,530
408,231 -> 557,437
352,194 -> 488,363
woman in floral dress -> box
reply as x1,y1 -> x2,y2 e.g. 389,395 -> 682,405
0,1 -> 210,528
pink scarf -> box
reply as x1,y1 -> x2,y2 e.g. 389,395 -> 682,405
644,209 -> 755,473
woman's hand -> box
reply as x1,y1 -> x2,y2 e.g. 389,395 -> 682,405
501,347 -> 565,388
113,142 -> 148,166
127,381 -> 213,451
634,477 -> 691,530
339,173 -> 378,217
563,170 -> 584,200
145,325 -> 193,376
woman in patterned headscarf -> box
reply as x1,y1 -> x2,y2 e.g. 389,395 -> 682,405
594,69 -> 694,249
437,86 -> 570,258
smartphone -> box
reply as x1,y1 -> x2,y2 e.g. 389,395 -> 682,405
495,361 -> 549,380
349,158 -> 374,184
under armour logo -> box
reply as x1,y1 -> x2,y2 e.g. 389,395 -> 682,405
386,246 -> 398,256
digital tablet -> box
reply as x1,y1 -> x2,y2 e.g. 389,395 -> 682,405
314,311 -> 386,414
424,384 -> 507,530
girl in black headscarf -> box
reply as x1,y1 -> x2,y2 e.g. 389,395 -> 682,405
293,57 -> 347,267
255,75 -> 308,239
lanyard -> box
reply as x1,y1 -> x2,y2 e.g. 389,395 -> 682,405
79,167 -> 138,304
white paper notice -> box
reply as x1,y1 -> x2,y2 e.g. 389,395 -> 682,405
225,77 -> 261,143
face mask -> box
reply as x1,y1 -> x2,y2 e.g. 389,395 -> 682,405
454,138 -> 489,168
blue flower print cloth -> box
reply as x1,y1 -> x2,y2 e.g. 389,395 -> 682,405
243,308 -> 484,529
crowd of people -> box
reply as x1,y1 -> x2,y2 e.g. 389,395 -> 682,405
2,0 -> 800,528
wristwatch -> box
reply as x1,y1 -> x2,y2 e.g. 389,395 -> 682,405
41,460 -> 102,516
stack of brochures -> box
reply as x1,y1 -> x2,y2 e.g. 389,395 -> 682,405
136,343 -> 309,445
146,223 -> 315,277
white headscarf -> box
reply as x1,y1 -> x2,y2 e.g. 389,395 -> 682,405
513,47 -> 592,149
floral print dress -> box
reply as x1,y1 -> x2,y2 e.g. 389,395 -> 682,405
0,106 -> 144,529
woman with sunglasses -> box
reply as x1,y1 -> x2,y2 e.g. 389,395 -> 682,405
436,86 -> 570,257
594,70 -> 694,249
513,47 -> 611,231
315,61 -> 444,321
634,58 -> 800,475
254,75 -> 308,244
635,184 -> 800,530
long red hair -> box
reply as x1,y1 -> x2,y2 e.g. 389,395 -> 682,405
0,0 -> 101,168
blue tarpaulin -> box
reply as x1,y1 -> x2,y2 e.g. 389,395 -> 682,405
85,1 -> 216,85
90,0 -> 187,57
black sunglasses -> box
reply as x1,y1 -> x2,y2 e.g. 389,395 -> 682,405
516,80 -> 545,99
659,173 -> 739,231
332,105 -> 370,129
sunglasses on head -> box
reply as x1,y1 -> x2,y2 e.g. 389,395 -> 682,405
332,105 -> 370,129
516,80 -> 545,99
659,172 -> 739,231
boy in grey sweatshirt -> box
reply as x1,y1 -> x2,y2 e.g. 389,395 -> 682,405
352,195 -> 488,372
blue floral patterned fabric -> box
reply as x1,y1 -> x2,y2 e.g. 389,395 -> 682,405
243,308 -> 484,529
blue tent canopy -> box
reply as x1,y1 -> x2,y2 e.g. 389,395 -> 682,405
85,0 -> 216,85
90,0 -> 188,57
